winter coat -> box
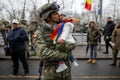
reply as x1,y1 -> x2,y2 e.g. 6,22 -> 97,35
59,22 -> 76,44
103,21 -> 115,37
87,27 -> 101,46
7,27 -> 29,52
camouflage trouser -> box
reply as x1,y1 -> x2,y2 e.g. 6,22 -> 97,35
44,61 -> 72,80
35,43 -> 45,58
39,48 -> 72,80
39,44 -> 73,80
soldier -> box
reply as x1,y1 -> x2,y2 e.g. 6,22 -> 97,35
34,29 -> 44,80
28,20 -> 38,51
20,19 -> 30,59
0,20 -> 9,45
37,2 -> 72,80
110,21 -> 120,66
20,19 -> 28,30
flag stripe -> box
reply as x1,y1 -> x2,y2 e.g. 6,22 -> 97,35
85,2 -> 92,11
86,0 -> 92,4
85,0 -> 92,11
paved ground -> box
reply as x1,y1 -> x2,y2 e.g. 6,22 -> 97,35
0,60 -> 120,80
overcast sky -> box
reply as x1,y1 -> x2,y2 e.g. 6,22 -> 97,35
1,0 -> 110,12
0,0 -> 111,20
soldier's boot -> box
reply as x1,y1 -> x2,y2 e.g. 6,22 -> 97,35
56,62 -> 67,73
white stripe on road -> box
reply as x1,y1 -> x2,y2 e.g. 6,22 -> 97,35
0,76 -> 120,79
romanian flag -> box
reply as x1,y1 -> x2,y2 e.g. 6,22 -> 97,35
85,0 -> 92,11
50,22 -> 65,44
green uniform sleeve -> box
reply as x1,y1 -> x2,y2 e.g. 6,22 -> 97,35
40,46 -> 69,61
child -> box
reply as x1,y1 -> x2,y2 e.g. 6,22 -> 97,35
50,14 -> 78,73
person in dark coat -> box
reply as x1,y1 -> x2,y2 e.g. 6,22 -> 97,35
103,17 -> 116,54
7,19 -> 29,76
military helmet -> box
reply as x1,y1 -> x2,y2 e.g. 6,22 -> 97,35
30,20 -> 38,24
3,21 -> 9,25
20,19 -> 27,25
38,2 -> 60,20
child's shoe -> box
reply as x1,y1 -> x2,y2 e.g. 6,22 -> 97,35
92,59 -> 96,64
56,63 -> 68,73
87,59 -> 92,63
72,61 -> 79,66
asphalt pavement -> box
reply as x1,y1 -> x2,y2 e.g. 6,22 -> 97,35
0,60 -> 120,80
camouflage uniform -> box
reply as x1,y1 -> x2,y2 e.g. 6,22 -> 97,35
37,2 -> 72,80
20,19 -> 28,31
28,20 -> 38,51
0,20 -> 9,45
38,23 -> 72,80
20,19 -> 30,58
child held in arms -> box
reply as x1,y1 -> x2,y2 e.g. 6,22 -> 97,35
50,9 -> 79,73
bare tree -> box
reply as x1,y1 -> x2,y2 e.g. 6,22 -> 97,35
0,3 -> 5,18
21,0 -> 27,19
30,0 -> 38,21
111,0 -> 120,21
70,0 -> 75,9
7,0 -> 17,19
48,0 -> 50,4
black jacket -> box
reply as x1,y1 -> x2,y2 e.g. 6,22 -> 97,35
7,27 -> 28,52
103,21 -> 116,36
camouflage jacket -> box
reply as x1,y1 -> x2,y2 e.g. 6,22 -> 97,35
38,23 -> 72,80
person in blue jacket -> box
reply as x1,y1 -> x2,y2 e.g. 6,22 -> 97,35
7,19 -> 29,76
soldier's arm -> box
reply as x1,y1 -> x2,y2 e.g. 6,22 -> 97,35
40,46 -> 69,61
